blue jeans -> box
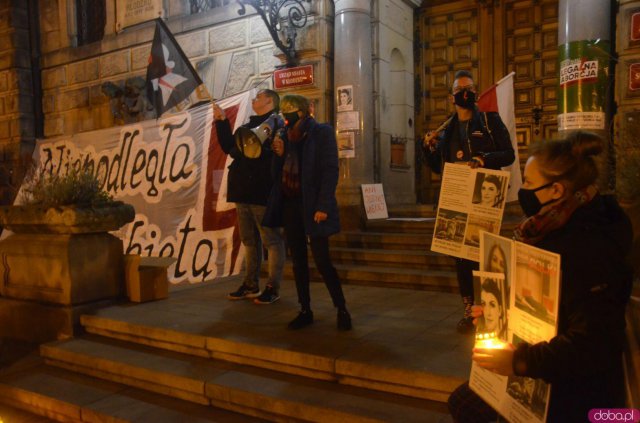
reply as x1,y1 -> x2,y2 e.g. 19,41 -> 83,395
236,203 -> 285,291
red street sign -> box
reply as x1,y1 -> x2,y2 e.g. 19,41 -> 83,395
630,63 -> 640,91
632,12 -> 640,41
273,65 -> 314,89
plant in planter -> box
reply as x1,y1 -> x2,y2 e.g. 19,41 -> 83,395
0,164 -> 135,342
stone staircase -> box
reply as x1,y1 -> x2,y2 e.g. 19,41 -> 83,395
0,278 -> 465,422
0,204 -> 524,422
279,205 -> 522,292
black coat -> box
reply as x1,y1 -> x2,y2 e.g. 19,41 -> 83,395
262,118 -> 340,238
215,111 -> 281,205
424,110 -> 515,173
513,195 -> 633,422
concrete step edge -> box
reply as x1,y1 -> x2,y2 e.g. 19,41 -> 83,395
40,337 -> 448,422
0,361 -> 268,423
79,316 -> 461,402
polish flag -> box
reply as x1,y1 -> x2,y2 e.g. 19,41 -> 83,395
477,72 -> 522,202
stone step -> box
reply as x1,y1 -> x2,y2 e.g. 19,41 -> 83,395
0,358 -> 262,422
331,231 -> 433,250
387,204 -> 438,218
39,336 -> 450,423
328,247 -> 454,270
364,218 -> 437,234
78,283 -> 471,405
279,262 -> 458,292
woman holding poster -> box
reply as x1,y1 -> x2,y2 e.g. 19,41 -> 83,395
449,131 -> 633,422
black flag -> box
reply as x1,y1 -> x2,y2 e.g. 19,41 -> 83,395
146,19 -> 209,117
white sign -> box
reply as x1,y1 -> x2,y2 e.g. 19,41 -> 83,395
336,111 -> 360,131
431,163 -> 510,262
361,184 -> 388,220
557,112 -> 605,130
116,0 -> 164,32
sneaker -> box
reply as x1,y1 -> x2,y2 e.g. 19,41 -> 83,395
337,309 -> 352,331
227,284 -> 260,300
254,285 -> 280,304
287,310 -> 314,330
456,316 -> 475,334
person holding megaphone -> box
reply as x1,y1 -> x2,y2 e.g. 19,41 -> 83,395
213,89 -> 286,305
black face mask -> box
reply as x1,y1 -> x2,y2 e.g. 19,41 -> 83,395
517,182 -> 557,217
453,89 -> 476,109
283,111 -> 300,128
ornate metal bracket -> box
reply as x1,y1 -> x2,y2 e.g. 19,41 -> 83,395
237,0 -> 311,67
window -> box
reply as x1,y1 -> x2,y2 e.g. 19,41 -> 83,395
190,0 -> 232,14
76,0 -> 106,45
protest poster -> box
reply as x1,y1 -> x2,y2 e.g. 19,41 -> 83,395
431,162 -> 510,262
7,91 -> 255,286
468,231 -> 560,423
361,184 -> 389,219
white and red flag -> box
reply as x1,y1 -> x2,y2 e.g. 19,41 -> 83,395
477,72 -> 522,202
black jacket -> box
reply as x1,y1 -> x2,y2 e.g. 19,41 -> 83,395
263,117 -> 340,238
513,195 -> 633,422
424,110 -> 515,173
214,111 -> 281,205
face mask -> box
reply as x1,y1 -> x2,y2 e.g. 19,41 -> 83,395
453,89 -> 476,109
517,182 -> 557,217
283,111 -> 300,128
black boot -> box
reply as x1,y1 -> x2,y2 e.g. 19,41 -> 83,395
337,309 -> 352,331
457,296 -> 474,334
288,310 -> 314,330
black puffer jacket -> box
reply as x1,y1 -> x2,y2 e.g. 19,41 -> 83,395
513,194 -> 633,422
215,111 -> 281,205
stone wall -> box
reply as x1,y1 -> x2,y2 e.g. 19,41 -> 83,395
36,0 -> 334,139
0,1 -> 37,205
372,0 -> 420,204
616,0 -> 640,293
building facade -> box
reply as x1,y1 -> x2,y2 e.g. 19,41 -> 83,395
0,0 -> 638,209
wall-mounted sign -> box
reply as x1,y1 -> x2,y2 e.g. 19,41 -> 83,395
337,132 -> 355,158
336,111 -> 359,131
273,65 -> 314,89
631,12 -> 640,41
630,63 -> 640,91
116,0 -> 164,32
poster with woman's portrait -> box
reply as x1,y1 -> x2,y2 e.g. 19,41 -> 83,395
337,85 -> 353,111
472,172 -> 509,209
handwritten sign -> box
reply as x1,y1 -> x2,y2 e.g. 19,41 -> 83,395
361,184 -> 388,220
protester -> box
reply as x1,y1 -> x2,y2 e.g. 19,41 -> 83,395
423,70 -> 515,333
263,94 -> 351,331
213,89 -> 286,304
448,131 -> 633,422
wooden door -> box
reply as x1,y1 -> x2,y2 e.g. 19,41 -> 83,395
415,0 -> 559,203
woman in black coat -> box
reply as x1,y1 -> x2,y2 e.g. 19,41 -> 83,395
449,131 -> 634,422
263,94 -> 351,331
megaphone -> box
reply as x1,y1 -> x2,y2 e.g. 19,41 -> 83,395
235,114 -> 280,159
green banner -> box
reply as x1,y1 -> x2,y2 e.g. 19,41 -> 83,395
557,40 -> 610,130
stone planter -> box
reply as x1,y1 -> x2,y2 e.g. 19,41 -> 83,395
0,202 -> 135,342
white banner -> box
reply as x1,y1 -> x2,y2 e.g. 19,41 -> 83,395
26,91 -> 254,285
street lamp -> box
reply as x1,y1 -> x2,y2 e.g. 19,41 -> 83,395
237,0 -> 311,67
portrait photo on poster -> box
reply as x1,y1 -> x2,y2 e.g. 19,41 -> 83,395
337,85 -> 353,111
472,172 -> 508,209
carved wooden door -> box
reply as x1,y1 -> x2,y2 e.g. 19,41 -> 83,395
415,0 -> 559,203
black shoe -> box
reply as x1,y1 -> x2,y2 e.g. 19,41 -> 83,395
287,310 -> 314,330
254,285 -> 280,304
227,284 -> 260,300
337,310 -> 352,331
456,316 -> 475,334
